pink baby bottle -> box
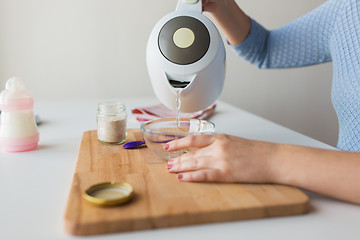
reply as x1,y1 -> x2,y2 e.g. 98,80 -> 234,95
0,77 -> 39,152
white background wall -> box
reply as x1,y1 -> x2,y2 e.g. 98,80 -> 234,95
0,0 -> 338,146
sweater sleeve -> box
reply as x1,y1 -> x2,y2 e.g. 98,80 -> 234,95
230,0 -> 342,69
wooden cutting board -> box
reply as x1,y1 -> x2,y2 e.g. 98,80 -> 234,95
64,129 -> 309,236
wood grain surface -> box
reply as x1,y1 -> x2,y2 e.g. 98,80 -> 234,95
64,129 -> 309,236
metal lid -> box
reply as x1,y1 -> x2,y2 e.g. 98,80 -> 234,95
158,16 -> 210,65
82,182 -> 134,207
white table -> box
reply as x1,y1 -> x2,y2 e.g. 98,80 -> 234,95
0,98 -> 359,240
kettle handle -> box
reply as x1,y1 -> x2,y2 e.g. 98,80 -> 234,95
176,0 -> 202,13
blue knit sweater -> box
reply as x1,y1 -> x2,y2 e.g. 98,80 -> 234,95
231,0 -> 360,151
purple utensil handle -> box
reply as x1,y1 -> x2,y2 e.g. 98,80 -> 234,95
123,140 -> 145,149
123,139 -> 180,149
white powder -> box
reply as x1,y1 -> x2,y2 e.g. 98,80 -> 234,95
97,116 -> 126,143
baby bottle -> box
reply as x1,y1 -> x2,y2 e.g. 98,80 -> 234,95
0,77 -> 39,152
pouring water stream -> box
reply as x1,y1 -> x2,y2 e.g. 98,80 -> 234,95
124,89 -> 183,149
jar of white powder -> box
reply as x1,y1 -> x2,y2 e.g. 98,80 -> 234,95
97,101 -> 127,144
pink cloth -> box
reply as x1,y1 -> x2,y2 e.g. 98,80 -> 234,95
132,103 -> 216,122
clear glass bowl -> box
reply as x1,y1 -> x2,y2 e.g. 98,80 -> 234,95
140,118 -> 215,160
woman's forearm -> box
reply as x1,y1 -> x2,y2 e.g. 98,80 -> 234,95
272,145 -> 360,204
207,0 -> 251,45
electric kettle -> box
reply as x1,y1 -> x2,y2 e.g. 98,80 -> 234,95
146,0 -> 226,113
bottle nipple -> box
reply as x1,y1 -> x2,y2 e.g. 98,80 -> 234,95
0,77 -> 34,111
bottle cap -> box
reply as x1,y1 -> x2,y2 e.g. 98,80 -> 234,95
0,77 -> 34,111
82,182 -> 134,207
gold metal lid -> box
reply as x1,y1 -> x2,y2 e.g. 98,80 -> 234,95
82,182 -> 134,207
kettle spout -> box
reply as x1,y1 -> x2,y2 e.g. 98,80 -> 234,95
165,73 -> 195,89
168,79 -> 190,88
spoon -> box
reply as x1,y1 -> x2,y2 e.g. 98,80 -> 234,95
123,140 -> 145,149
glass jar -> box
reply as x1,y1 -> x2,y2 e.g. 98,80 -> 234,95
97,101 -> 127,144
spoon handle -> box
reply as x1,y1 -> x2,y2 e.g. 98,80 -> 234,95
123,140 -> 145,149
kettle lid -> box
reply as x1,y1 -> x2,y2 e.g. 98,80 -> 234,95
158,16 -> 210,65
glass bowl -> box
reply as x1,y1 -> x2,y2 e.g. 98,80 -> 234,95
140,118 -> 215,160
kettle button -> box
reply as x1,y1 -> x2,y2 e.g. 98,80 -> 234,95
173,28 -> 195,48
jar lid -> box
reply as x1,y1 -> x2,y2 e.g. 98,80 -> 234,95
97,101 -> 126,116
82,182 -> 134,207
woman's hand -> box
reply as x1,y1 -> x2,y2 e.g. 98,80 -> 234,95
164,134 -> 360,204
164,134 -> 279,183
202,0 -> 223,13
201,0 -> 251,45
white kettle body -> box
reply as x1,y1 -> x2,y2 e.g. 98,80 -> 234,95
146,0 -> 226,113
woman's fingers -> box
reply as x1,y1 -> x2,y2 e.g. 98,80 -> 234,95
177,169 -> 222,182
167,151 -> 217,173
164,134 -> 215,151
167,156 -> 200,173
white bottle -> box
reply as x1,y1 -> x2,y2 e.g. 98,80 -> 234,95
0,77 -> 39,152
